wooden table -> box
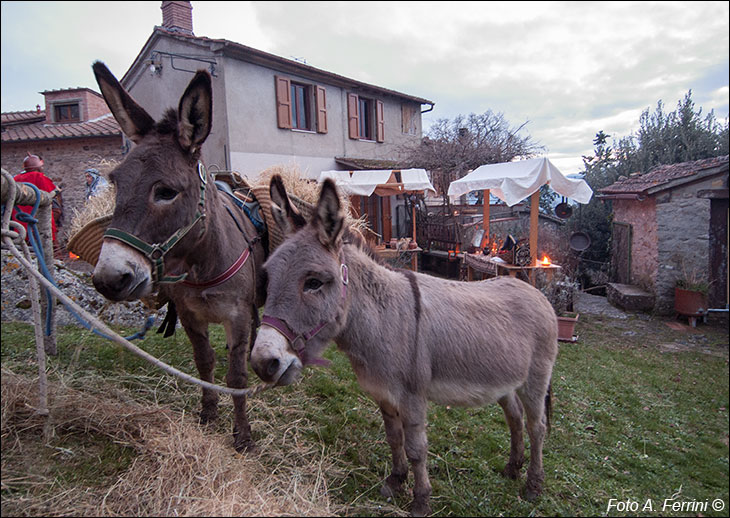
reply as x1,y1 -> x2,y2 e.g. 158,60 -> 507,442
464,252 -> 560,285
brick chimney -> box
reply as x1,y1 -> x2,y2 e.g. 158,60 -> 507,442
161,1 -> 193,35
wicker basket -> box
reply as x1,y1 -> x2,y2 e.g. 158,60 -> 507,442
67,215 -> 112,266
250,185 -> 314,251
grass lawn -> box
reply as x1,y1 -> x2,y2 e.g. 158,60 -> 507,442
1,310 -> 728,516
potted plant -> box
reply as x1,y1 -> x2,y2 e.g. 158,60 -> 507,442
674,262 -> 710,327
536,270 -> 580,342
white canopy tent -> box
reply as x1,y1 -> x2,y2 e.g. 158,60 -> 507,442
447,157 -> 593,206
318,168 -> 436,197
447,157 -> 593,268
318,168 -> 436,252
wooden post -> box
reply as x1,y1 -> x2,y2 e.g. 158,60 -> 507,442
482,189 -> 490,249
530,190 -> 539,267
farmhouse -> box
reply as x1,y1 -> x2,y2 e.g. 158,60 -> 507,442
120,1 -> 433,179
598,155 -> 729,314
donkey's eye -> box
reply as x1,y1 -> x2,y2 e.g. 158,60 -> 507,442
154,186 -> 179,202
303,278 -> 323,292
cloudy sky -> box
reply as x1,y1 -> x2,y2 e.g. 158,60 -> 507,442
2,1 -> 728,175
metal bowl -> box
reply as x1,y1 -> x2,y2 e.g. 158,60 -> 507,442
569,231 -> 591,251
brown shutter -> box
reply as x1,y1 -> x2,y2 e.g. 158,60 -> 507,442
347,93 -> 359,139
376,100 -> 385,142
275,76 -> 292,129
315,85 -> 328,134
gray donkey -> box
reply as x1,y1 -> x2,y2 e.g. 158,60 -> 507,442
250,177 -> 559,516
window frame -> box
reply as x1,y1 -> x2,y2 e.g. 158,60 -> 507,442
290,81 -> 312,131
53,102 -> 80,123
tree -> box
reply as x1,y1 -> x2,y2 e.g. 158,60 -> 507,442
400,110 -> 544,204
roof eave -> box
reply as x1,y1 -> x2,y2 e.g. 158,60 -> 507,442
130,28 -> 434,106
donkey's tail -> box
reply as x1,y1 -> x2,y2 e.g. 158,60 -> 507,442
544,381 -> 553,437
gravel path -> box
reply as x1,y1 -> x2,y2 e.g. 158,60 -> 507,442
1,249 -> 164,330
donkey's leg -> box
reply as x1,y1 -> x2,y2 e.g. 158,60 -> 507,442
498,391 -> 525,479
225,318 -> 255,452
400,397 -> 431,517
517,383 -> 548,501
180,316 -> 219,424
379,401 -> 409,498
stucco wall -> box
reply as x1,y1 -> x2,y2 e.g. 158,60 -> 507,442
124,37 -> 230,173
613,197 -> 658,291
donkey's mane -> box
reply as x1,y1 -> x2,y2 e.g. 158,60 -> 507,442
156,109 -> 178,135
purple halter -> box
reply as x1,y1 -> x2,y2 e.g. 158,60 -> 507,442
261,256 -> 349,366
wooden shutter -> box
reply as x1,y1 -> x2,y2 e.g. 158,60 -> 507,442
376,100 -> 385,142
315,85 -> 328,134
275,76 -> 292,129
347,93 -> 359,139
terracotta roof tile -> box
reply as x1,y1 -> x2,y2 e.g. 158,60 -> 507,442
1,110 -> 45,126
599,155 -> 729,195
335,157 -> 404,170
140,27 -> 434,106
1,113 -> 121,142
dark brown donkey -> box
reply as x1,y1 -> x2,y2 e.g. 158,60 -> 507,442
90,61 -> 267,451
251,178 -> 559,516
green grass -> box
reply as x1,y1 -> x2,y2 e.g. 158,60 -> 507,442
2,311 -> 728,516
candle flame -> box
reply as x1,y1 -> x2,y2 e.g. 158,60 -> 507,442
541,255 -> 551,266
69,252 -> 79,259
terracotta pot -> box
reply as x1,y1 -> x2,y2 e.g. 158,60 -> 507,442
557,313 -> 579,342
674,287 -> 709,327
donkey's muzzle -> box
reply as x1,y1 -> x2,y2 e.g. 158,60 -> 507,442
92,240 -> 153,301
250,326 -> 302,385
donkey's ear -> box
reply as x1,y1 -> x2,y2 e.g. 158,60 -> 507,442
92,61 -> 155,144
314,179 -> 345,249
269,174 -> 306,235
177,70 -> 212,154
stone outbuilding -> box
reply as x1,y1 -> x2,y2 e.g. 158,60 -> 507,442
1,89 -> 123,243
598,155 -> 728,314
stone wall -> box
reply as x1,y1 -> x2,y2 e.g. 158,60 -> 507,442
655,178 -> 714,314
1,136 -> 124,243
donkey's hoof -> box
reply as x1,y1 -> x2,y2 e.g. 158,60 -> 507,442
380,473 -> 407,499
199,409 -> 218,425
501,461 -> 523,479
234,437 -> 257,453
410,497 -> 431,517
523,478 -> 543,502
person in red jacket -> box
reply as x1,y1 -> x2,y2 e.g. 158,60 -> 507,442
11,153 -> 59,242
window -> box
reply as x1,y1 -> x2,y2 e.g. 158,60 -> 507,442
359,97 -> 373,140
275,76 -> 327,133
291,82 -> 311,130
54,103 -> 80,122
401,103 -> 418,135
348,93 -> 384,142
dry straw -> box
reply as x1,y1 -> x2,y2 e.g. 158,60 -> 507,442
1,367 -> 345,517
